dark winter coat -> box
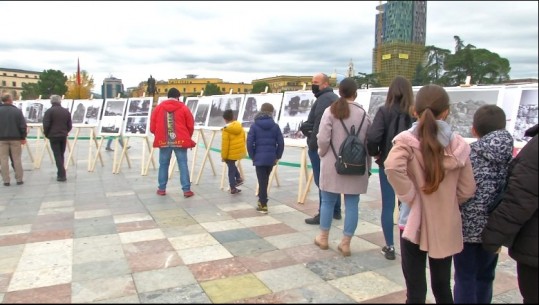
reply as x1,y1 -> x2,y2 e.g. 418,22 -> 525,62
304,87 -> 338,151
43,104 -> 72,138
366,103 -> 413,167
461,129 -> 514,243
482,124 -> 538,267
247,112 -> 284,166
0,104 -> 27,140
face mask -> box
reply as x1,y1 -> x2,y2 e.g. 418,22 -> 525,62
311,84 -> 320,94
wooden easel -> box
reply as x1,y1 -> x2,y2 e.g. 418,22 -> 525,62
140,136 -> 156,175
87,126 -> 104,171
27,124 -> 53,168
33,125 -> 76,169
285,141 -> 313,204
64,125 -> 95,171
194,128 -> 218,184
112,136 -> 132,174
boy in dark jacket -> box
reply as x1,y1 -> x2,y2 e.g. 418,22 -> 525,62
246,103 -> 284,213
453,105 -> 514,303
482,123 -> 538,304
43,95 -> 73,182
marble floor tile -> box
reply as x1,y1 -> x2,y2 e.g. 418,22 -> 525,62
112,213 -> 154,224
2,283 -> 71,303
74,209 -> 112,220
221,238 -> 277,257
0,224 -> 32,237
71,274 -> 137,303
126,250 -> 183,272
199,219 -> 246,233
177,244 -> 233,265
8,264 -> 72,292
132,265 -> 197,293
137,284 -> 210,303
329,270 -> 404,303
235,215 -> 281,228
237,249 -> 297,273
118,228 -> 166,244
188,257 -> 250,282
255,264 -> 325,293
72,259 -> 131,282
168,233 -> 220,250
200,273 -> 271,303
211,228 -> 260,244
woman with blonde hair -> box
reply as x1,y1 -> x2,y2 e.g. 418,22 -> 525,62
384,84 -> 476,303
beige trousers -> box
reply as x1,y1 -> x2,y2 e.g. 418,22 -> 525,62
0,140 -> 23,184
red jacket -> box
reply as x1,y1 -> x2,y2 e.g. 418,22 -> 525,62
150,98 -> 196,148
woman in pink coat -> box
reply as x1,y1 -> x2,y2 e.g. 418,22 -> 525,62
314,78 -> 372,256
384,84 -> 476,303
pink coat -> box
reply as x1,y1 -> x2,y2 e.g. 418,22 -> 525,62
317,102 -> 372,194
384,130 -> 476,258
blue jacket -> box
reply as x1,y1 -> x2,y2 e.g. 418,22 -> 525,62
247,112 -> 284,166
461,129 -> 513,243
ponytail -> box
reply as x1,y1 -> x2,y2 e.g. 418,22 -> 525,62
417,108 -> 445,194
330,97 -> 350,120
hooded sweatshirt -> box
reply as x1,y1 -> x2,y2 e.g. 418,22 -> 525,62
150,98 -> 196,148
221,120 -> 246,161
461,129 -> 514,243
385,120 -> 476,258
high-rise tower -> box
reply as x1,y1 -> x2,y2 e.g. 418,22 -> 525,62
373,1 -> 427,86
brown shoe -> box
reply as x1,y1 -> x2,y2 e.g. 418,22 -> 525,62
338,235 -> 352,257
314,230 -> 329,250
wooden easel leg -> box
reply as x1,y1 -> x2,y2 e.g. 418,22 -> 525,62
190,131 -> 201,182
65,128 -> 80,170
34,138 -> 49,169
297,147 -> 307,204
115,137 -> 131,174
220,161 -> 226,190
143,146 -> 155,176
90,137 -> 105,172
195,130 -> 217,184
25,143 -> 34,164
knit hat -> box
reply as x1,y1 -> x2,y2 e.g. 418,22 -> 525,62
260,102 -> 274,113
168,88 -> 181,98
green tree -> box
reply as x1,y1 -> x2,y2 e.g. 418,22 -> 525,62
252,81 -> 271,93
21,83 -> 40,99
203,83 -> 221,96
37,69 -> 68,98
353,72 -> 382,88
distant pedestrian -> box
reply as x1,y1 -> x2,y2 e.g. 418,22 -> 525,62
150,88 -> 196,197
0,93 -> 27,186
43,95 -> 73,182
246,103 -> 284,213
221,109 -> 246,194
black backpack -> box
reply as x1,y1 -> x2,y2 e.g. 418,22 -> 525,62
330,107 -> 368,176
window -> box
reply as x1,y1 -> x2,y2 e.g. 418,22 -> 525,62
13,74 -> 17,77
165,88 -> 168,92
1,81 -> 6,86
25,75 -> 29,78
2,73 -> 6,76
12,81 -> 16,86
183,88 -> 186,92
244,88 -> 248,93
34,76 -> 38,78
193,88 -> 196,92
22,82 -> 26,86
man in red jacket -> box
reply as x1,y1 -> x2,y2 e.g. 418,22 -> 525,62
150,88 -> 196,197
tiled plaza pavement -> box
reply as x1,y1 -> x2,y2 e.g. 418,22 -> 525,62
0,133 -> 522,303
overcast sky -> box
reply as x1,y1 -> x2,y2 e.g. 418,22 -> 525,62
1,1 -> 537,91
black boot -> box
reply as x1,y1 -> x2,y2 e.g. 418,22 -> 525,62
305,213 -> 320,225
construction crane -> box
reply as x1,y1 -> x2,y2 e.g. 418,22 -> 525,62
376,0 -> 383,74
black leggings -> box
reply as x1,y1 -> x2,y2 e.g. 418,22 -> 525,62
400,230 -> 454,304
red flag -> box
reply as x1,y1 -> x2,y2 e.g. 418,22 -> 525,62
76,58 -> 81,85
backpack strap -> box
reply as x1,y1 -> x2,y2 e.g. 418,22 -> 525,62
330,103 -> 366,159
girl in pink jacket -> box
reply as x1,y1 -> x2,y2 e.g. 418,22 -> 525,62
384,84 -> 476,303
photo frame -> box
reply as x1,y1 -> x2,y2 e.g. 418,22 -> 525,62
511,86 -> 538,144
192,96 -> 212,128
239,93 -> 284,129
206,94 -> 244,129
98,98 -> 128,136
123,97 -> 153,136
71,99 -> 104,127
278,91 -> 315,144
184,97 -> 199,115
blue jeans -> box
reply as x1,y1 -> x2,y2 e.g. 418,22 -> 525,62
158,147 -> 190,192
308,149 -> 341,215
379,167 -> 397,247
225,160 -> 241,188
453,243 -> 498,303
320,191 -> 359,236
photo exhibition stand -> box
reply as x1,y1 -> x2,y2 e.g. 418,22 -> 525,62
87,127 -> 104,171
64,125 -> 99,171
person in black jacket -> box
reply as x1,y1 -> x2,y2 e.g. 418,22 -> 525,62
304,73 -> 342,225
366,76 -> 414,260
43,95 -> 72,182
0,93 -> 27,186
482,124 -> 538,304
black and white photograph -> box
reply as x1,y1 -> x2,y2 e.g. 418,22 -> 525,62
513,88 -> 538,143
99,116 -> 123,135
367,90 -> 388,121
185,97 -> 198,115
124,117 -> 148,136
278,91 -> 315,140
445,88 -> 502,138
207,94 -> 244,128
13,101 -> 26,113
98,99 -> 127,136
71,101 -> 87,124
25,101 -> 46,123
127,97 -> 151,116
239,93 -> 283,128
82,99 -> 104,126
193,96 -> 212,127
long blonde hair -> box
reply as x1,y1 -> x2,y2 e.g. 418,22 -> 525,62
414,84 -> 450,194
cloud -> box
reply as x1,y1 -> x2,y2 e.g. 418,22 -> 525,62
0,1 -> 536,91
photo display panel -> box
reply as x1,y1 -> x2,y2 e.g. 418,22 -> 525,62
192,96 -> 212,128
123,97 -> 153,136
278,91 -> 315,142
512,86 -> 538,144
98,98 -> 128,136
207,94 -> 244,129
239,93 -> 284,129
71,99 -> 104,127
